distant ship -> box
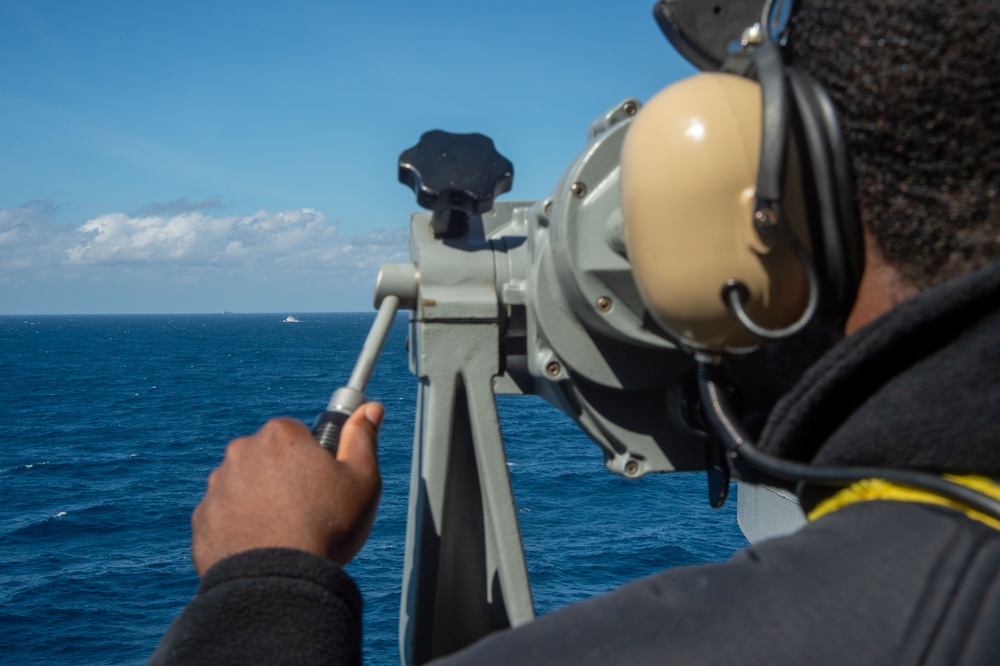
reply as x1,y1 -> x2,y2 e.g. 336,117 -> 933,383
282,315 -> 301,323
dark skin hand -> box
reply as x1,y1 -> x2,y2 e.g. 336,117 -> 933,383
191,403 -> 384,576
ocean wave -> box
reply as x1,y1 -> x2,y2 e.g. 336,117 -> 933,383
2,502 -> 114,539
4,461 -> 51,473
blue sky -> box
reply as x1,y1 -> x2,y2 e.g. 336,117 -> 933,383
1,0 -> 694,313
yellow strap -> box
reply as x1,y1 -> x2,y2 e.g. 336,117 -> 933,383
807,475 -> 1000,531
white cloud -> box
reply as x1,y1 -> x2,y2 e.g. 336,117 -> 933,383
0,200 -> 409,272
0,200 -> 411,312
65,208 -> 340,265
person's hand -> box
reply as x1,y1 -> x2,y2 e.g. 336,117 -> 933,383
190,403 -> 384,576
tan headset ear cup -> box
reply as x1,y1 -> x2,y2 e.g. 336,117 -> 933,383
620,73 -> 812,353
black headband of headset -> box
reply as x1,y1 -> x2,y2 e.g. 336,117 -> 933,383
653,0 -> 791,71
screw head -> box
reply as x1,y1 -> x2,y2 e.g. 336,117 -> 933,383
624,460 -> 640,477
753,206 -> 779,238
754,207 -> 777,226
543,200 -> 553,216
596,296 -> 613,313
741,23 -> 763,47
570,181 -> 587,198
545,361 -> 561,378
622,101 -> 637,116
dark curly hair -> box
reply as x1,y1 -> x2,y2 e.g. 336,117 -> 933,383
788,0 -> 1000,288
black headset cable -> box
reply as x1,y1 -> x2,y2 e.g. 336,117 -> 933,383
696,360 -> 1000,522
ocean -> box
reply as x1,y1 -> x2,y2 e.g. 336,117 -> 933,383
0,313 -> 747,665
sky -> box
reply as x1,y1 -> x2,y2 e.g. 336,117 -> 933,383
0,0 -> 695,314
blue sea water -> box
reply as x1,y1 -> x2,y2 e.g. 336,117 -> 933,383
0,314 -> 747,665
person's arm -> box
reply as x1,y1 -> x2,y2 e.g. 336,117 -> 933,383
149,405 -> 384,666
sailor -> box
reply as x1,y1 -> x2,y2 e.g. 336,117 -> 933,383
151,0 -> 1000,663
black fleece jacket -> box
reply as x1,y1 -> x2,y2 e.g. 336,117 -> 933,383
149,548 -> 362,665
150,264 -> 1000,665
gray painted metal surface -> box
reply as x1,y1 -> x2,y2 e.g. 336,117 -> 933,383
376,99 -> 783,664
737,482 -> 806,543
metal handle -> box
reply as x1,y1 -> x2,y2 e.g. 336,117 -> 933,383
311,296 -> 400,453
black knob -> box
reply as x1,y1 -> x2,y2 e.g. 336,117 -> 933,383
398,130 -> 514,238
